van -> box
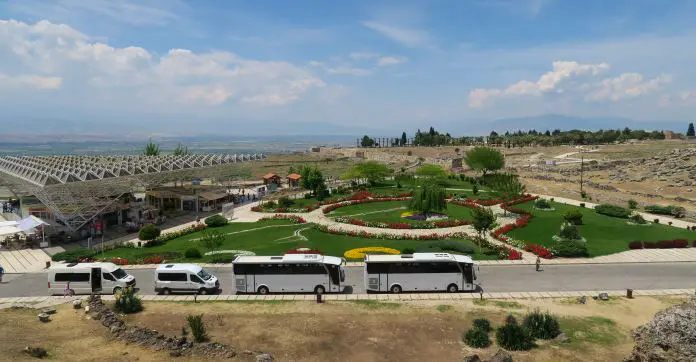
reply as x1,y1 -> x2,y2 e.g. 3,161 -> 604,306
48,262 -> 136,295
154,264 -> 220,295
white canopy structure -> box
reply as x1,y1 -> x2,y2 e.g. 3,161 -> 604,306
0,154 -> 266,231
0,225 -> 22,237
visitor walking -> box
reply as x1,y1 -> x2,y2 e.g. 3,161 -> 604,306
0,265 -> 4,283
535,256 -> 542,272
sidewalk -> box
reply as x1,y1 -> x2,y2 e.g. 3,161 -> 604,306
1,288 -> 693,308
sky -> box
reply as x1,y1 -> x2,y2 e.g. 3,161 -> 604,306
1,0 -> 696,135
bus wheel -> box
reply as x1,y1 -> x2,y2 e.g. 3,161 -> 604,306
314,286 -> 325,295
447,284 -> 458,293
161,288 -> 171,295
257,286 -> 269,295
390,285 -> 402,294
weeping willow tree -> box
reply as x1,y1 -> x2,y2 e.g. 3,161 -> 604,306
408,183 -> 447,216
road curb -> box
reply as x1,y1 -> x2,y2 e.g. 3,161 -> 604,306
1,289 -> 693,307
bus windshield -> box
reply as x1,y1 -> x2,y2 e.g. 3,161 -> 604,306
197,269 -> 213,281
112,268 -> 127,279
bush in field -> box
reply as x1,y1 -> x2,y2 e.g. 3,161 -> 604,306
496,315 -> 535,351
277,197 -> 294,208
401,248 -> 416,254
558,222 -> 581,240
553,240 -> 589,257
114,287 -> 142,314
464,326 -> 491,348
523,309 -> 561,339
594,204 -> 632,219
138,224 -> 161,241
630,214 -> 647,224
185,314 -> 208,343
473,318 -> 492,332
644,205 -> 686,218
563,210 -> 583,225
184,248 -> 202,259
534,199 -> 551,209
204,214 -> 228,227
628,199 -> 638,210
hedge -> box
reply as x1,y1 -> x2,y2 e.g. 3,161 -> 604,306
594,204 -> 632,219
204,215 -> 229,227
644,205 -> 686,218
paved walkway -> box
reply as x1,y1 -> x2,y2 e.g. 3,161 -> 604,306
1,288 -> 693,309
0,249 -> 50,273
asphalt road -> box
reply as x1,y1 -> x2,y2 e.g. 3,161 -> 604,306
1,263 -> 695,297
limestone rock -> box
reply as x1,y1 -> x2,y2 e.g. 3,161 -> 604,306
462,355 -> 481,362
488,349 -> 513,362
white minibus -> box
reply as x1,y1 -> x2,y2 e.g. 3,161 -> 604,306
48,262 -> 136,295
154,264 -> 220,295
232,254 -> 346,294
364,253 -> 477,293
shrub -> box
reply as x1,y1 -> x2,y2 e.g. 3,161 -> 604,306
138,224 -> 161,241
628,199 -> 638,210
277,197 -> 294,208
304,193 -> 312,199
523,310 -> 561,339
535,199 -> 551,209
264,200 -> 277,208
563,210 -> 583,225
185,248 -> 202,259
496,315 -> 535,351
558,222 -> 581,240
630,214 -> 647,224
653,218 -> 660,224
401,247 -> 416,254
693,240 -> 696,247
579,203 -> 585,208
204,215 -> 228,227
643,241 -> 658,249
668,221 -> 673,226
628,241 -> 643,249
473,318 -> 492,332
51,249 -> 95,262
580,191 -> 587,199
554,240 -> 589,257
472,184 -> 479,195
186,314 -> 208,343
657,239 -> 688,248
594,204 -> 632,219
644,205 -> 686,218
464,327 -> 491,348
114,287 -> 142,314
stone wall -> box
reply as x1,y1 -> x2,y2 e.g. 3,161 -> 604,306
86,295 -> 273,360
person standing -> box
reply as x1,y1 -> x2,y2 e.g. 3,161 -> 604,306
535,256 -> 542,272
0,265 -> 4,283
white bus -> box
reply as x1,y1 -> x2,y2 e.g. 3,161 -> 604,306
232,254 -> 346,294
364,253 -> 477,293
48,262 -> 136,295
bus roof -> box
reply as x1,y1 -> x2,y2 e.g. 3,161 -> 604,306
156,264 -> 203,273
50,262 -> 121,272
365,253 -> 474,264
233,254 -> 343,265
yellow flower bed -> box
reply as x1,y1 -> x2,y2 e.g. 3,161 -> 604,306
344,247 -> 400,259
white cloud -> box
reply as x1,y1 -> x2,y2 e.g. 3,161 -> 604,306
585,73 -> 672,102
0,19 -> 326,107
0,74 -> 62,90
361,21 -> 431,48
468,61 -> 609,107
377,56 -> 407,66
349,52 -> 380,60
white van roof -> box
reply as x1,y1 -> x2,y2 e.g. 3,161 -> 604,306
50,262 -> 121,272
365,253 -> 474,264
156,264 -> 203,273
233,254 -> 343,265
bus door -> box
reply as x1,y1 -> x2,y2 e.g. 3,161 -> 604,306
233,264 -> 249,293
460,263 -> 474,291
91,268 -> 102,293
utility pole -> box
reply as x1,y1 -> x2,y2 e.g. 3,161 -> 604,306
579,149 -> 584,196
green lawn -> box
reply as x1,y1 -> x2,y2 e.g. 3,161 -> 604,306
507,201 -> 695,257
328,200 -> 476,224
99,220 -> 496,262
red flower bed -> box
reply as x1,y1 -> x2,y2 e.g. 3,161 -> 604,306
499,247 -> 522,260
286,249 -> 323,254
630,239 -> 691,249
143,256 -> 163,264
110,257 -> 129,265
524,243 -> 553,259
629,241 -> 643,249
260,214 -> 307,224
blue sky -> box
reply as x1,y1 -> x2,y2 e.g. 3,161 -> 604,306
0,0 -> 695,135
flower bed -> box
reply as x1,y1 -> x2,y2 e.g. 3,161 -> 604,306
313,224 -> 470,240
344,247 -> 400,259
286,248 -> 323,254
322,197 -> 412,214
259,214 -> 307,224
524,244 -> 553,259
333,216 -> 471,229
629,239 -> 691,249
251,204 -> 319,213
204,250 -> 256,256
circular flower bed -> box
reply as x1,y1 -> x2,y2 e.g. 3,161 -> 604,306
344,247 -> 400,259
400,211 -> 448,221
204,250 -> 256,256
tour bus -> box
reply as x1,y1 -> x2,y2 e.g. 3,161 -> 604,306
154,264 -> 220,295
364,253 -> 477,293
48,262 -> 136,295
232,254 -> 346,294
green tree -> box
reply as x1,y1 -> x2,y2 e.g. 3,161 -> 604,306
143,138 -> 160,156
199,230 -> 225,256
464,147 -> 504,175
470,206 -> 496,252
360,135 -> 375,147
173,143 -> 189,156
343,161 -> 393,186
409,182 -> 447,216
400,131 -> 407,146
415,164 -> 447,178
299,166 -> 326,196
687,122 -> 695,137
488,173 -> 526,215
